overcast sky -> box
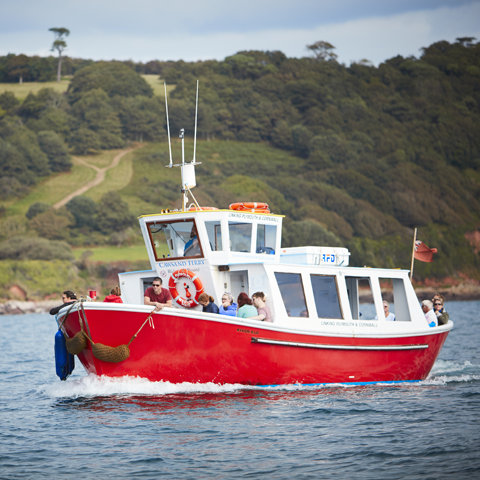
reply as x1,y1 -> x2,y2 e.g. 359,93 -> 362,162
1,0 -> 479,65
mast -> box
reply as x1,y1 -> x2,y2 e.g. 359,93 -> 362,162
164,83 -> 173,168
193,79 -> 199,164
163,81 -> 202,211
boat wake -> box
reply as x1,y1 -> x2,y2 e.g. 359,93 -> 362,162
423,359 -> 480,385
38,359 -> 480,399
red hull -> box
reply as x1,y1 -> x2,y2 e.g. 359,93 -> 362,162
63,307 -> 450,385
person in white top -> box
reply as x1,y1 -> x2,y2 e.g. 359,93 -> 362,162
422,299 -> 437,327
383,300 -> 395,321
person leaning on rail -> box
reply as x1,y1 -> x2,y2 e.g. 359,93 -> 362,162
219,292 -> 237,316
432,294 -> 449,326
49,290 -> 77,315
144,277 -> 172,311
198,293 -> 219,314
249,292 -> 274,323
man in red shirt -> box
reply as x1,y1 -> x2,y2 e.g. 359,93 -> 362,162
144,277 -> 173,311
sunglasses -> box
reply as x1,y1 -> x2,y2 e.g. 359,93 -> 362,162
434,302 -> 442,306
152,284 -> 161,287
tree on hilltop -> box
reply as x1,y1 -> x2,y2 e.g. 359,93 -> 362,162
306,41 -> 338,62
49,27 -> 70,82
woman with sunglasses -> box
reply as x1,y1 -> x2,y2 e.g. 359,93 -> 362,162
432,294 -> 449,326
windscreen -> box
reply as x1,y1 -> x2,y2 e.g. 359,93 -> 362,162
148,220 -> 202,260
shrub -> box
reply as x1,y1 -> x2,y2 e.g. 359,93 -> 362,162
0,236 -> 74,261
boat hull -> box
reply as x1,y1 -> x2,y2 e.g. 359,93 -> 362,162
63,307 -> 450,385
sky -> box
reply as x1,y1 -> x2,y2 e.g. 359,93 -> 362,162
1,0 -> 479,65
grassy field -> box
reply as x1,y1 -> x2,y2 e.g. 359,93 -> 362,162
72,243 -> 170,262
85,148 -> 138,202
141,75 -> 175,98
5,162 -> 97,216
72,245 -> 151,262
0,78 -> 70,102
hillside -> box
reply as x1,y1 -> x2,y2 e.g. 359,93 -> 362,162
1,39 -> 480,301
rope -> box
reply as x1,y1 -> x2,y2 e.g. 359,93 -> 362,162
80,305 -> 156,363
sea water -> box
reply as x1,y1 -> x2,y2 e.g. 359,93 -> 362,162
0,301 -> 479,479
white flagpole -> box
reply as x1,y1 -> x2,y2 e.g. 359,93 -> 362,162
410,227 -> 417,282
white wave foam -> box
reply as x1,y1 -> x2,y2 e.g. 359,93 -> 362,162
422,373 -> 480,385
431,359 -> 478,374
38,374 -> 256,398
38,374 -> 359,398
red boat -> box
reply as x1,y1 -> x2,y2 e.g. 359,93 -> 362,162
54,83 -> 453,385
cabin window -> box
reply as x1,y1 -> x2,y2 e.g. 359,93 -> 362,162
256,224 -> 277,254
205,221 -> 223,251
147,220 -> 203,261
229,222 -> 252,252
311,275 -> 343,319
379,278 -> 412,322
274,272 -> 308,317
345,277 -> 375,320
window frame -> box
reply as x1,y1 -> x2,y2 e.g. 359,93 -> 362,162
146,218 -> 204,262
310,274 -> 344,319
274,271 -> 309,318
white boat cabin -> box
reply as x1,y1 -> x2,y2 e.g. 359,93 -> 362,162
118,208 -> 427,334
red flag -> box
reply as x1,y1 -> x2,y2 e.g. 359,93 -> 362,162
414,240 -> 437,263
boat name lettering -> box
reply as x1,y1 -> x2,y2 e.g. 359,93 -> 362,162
237,328 -> 259,335
229,212 -> 279,222
160,260 -> 205,267
321,320 -> 378,328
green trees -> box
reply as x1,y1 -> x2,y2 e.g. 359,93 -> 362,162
68,62 -> 153,103
49,27 -> 70,82
37,131 -> 72,171
96,191 -> 136,234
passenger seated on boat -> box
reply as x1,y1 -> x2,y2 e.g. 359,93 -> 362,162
184,226 -> 201,256
375,301 -> 395,321
299,310 -> 308,318
199,293 -> 219,314
422,300 -> 437,327
432,295 -> 449,326
219,292 -> 237,316
104,286 -> 123,304
236,292 -> 258,319
49,290 -> 77,315
249,292 -> 273,323
144,277 -> 173,311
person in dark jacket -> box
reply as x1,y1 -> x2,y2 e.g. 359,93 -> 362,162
49,290 -> 77,315
104,286 -> 123,304
198,293 -> 219,314
432,294 -> 449,325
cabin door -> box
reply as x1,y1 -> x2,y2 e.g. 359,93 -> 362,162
230,271 -> 249,301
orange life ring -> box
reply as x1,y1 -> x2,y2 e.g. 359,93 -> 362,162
168,269 -> 204,308
188,206 -> 218,211
229,202 -> 270,213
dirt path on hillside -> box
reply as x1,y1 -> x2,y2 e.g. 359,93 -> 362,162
53,144 -> 142,209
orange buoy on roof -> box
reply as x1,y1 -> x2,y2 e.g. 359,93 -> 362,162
188,206 -> 218,211
229,202 -> 270,214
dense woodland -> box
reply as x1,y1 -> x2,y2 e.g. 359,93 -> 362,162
0,38 -> 479,282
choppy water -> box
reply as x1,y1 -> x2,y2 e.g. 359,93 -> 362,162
1,302 -> 479,479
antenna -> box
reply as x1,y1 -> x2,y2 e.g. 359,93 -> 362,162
192,80 -> 199,163
163,81 -> 202,212
164,83 -> 173,168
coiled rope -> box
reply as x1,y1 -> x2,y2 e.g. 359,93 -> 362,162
59,299 -> 156,363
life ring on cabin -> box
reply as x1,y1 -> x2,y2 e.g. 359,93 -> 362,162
188,206 -> 218,211
229,202 -> 270,214
168,269 -> 204,308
